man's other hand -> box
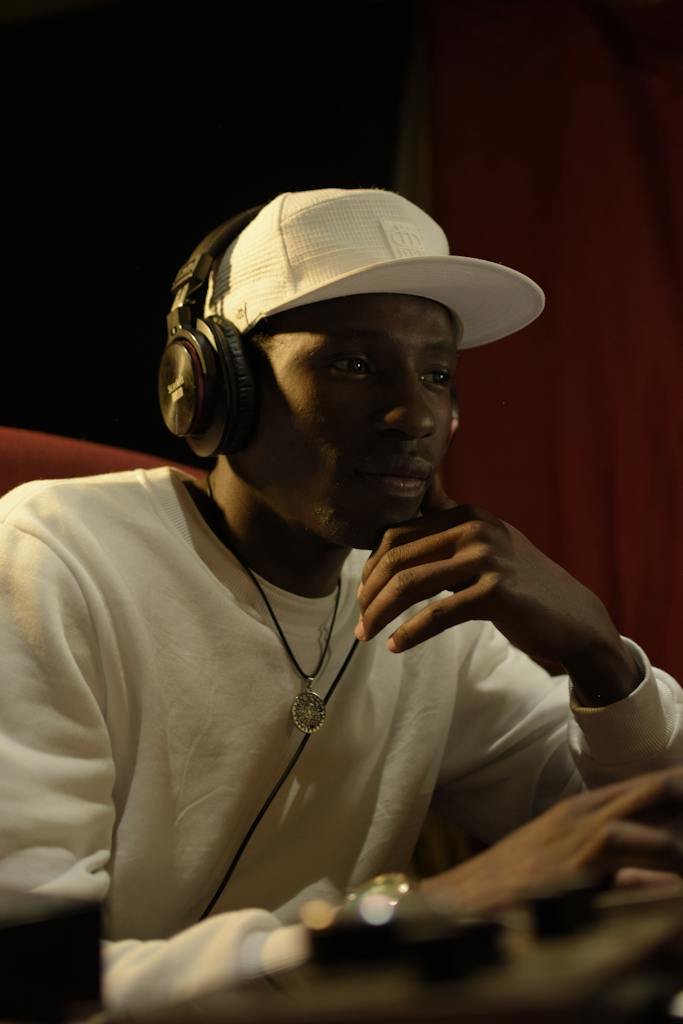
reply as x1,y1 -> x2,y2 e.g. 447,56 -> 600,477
419,767 -> 683,914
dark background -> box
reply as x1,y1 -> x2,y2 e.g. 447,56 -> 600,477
2,0 -> 416,468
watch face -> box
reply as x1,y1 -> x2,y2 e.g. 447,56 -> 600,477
346,873 -> 413,922
348,873 -> 412,899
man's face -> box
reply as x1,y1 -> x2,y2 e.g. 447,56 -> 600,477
231,293 -> 460,550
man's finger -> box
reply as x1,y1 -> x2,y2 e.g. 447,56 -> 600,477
383,579 -> 495,653
594,772 -> 683,828
613,867 -> 683,888
588,818 -> 683,878
360,504 -> 494,588
358,531 -> 464,611
361,510 -> 462,586
358,551 -> 492,641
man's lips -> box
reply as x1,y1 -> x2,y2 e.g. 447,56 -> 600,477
355,456 -> 433,498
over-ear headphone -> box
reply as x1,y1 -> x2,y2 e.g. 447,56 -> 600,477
158,205 -> 264,457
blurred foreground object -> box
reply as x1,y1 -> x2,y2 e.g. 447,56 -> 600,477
0,888 -> 100,1021
102,881 -> 683,1022
302,879 -> 683,1022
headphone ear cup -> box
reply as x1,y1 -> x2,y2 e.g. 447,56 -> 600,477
158,330 -> 218,444
158,318 -> 258,457
162,205 -> 266,458
209,317 -> 258,455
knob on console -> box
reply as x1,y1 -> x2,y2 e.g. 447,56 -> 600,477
528,872 -> 602,937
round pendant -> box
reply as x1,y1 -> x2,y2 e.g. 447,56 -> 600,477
291,690 -> 326,734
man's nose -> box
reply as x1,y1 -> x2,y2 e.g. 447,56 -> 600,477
375,377 -> 435,439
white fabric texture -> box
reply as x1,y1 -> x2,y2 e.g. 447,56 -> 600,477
1,466 -> 682,1015
203,188 -> 545,349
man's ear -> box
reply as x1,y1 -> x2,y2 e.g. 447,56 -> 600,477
423,397 -> 460,516
447,393 -> 460,448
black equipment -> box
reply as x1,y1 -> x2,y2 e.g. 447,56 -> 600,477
0,888 -> 101,1022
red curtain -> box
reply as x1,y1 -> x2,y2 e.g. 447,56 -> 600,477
428,0 -> 683,682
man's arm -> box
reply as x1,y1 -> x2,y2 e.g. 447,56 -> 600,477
0,522 -> 308,1015
355,475 -> 648,707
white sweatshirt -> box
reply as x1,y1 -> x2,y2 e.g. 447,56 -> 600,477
1,467 -> 681,1014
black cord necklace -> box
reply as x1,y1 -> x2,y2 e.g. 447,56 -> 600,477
198,629 -> 360,919
205,472 -> 356,734
196,472 -> 360,919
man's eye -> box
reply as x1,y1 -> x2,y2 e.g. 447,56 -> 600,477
420,369 -> 452,387
332,358 -> 371,375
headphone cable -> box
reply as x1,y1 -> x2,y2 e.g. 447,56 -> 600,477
199,635 -> 359,920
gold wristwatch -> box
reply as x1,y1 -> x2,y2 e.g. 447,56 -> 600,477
345,872 -> 414,906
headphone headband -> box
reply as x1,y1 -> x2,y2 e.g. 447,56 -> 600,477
171,205 -> 264,302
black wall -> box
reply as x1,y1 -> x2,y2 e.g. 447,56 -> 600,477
2,0 -> 416,467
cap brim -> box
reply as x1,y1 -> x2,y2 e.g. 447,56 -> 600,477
258,256 -> 545,349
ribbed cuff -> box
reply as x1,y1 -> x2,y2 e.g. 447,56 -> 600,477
570,637 -> 677,763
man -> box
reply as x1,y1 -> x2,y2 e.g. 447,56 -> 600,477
1,187 -> 683,1015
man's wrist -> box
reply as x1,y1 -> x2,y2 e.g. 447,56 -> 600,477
565,636 -> 642,707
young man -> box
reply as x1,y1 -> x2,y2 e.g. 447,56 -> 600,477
1,187 -> 683,1015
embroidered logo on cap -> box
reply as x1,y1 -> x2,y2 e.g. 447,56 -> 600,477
381,219 -> 426,258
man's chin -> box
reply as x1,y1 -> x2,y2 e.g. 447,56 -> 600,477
314,504 -> 422,552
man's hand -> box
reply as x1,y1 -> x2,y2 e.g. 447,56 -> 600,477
419,767 -> 683,914
356,475 -> 640,705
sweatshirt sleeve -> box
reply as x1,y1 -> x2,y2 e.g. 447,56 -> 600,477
568,637 -> 683,784
433,622 -> 683,844
101,918 -> 309,1014
0,521 -> 308,1016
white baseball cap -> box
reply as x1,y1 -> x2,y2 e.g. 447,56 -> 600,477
205,187 -> 545,349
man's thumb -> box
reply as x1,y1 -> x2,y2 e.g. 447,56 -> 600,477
421,470 -> 458,514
